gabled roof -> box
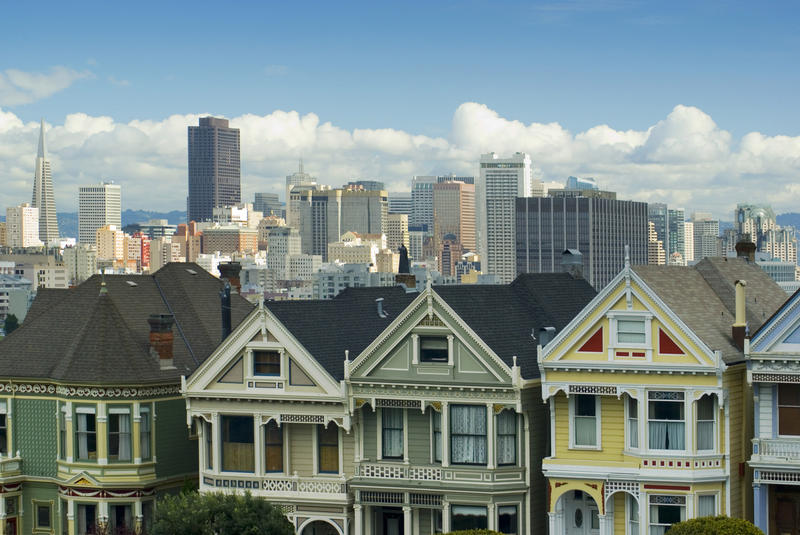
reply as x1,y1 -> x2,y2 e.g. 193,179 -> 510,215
0,263 -> 253,384
749,286 -> 800,352
265,273 -> 597,380
633,257 -> 786,365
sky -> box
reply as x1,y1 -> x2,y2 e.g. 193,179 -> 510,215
1,0 -> 799,218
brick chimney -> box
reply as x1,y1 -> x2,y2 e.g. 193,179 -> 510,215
732,280 -> 747,350
218,261 -> 242,294
148,314 -> 175,369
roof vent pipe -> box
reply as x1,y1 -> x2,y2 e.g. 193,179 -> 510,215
376,298 -> 388,319
539,326 -> 557,348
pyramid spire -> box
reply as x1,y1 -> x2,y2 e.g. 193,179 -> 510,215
299,157 -> 304,174
37,118 -> 46,158
32,117 -> 59,243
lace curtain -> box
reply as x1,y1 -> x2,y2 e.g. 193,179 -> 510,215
117,414 -> 132,461
451,405 -> 486,464
496,410 -> 516,465
382,408 -> 403,458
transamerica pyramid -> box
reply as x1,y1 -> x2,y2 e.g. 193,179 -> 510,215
31,118 -> 59,243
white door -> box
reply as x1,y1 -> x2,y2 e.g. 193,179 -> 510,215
565,491 -> 600,535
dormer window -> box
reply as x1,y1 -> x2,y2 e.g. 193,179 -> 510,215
253,350 -> 280,376
420,337 -> 448,363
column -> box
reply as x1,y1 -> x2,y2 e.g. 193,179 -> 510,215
598,515 -> 610,535
403,506 -> 412,535
212,413 -> 221,472
65,402 -> 74,463
134,500 -> 143,534
442,502 -> 451,533
753,484 -> 768,534
353,504 -> 363,535
0,494 -> 5,535
97,403 -> 108,465
447,335 -> 454,365
487,503 -> 496,530
441,402 -> 450,467
253,417 -> 263,475
98,501 -> 109,531
411,334 -> 419,365
486,403 -> 495,469
197,419 -> 205,481
67,499 -> 76,535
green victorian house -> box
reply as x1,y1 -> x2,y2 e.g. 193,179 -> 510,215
0,263 -> 252,534
182,273 -> 597,535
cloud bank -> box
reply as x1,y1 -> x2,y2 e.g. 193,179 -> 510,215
0,103 -> 799,220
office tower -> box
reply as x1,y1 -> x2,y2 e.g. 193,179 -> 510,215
79,182 -> 122,245
254,192 -> 282,217
174,222 -> 203,262
481,152 -> 534,283
388,192 -> 413,216
0,223 -> 6,247
648,221 -> 666,265
667,207 -> 686,264
266,227 -> 301,280
438,236 -> 463,277
346,180 -> 385,191
408,228 -> 425,261
691,212 -> 721,260
6,203 -> 42,248
202,226 -> 258,255
516,195 -> 649,290
386,213 -> 410,251
734,204 -> 797,263
95,225 -> 126,265
31,119 -> 59,244
565,176 -> 598,190
285,160 -> 316,224
187,117 -> 241,223
648,203 -> 668,246
763,228 -> 797,264
437,174 -> 474,185
433,181 -> 476,252
411,176 -> 436,231
684,222 -> 695,263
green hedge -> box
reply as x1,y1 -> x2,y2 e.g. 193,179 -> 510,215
443,531 -> 503,535
667,516 -> 763,535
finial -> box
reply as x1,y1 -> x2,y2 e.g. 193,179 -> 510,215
299,157 -> 304,174
99,272 -> 108,295
624,244 -> 630,270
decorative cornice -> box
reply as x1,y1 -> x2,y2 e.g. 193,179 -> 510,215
0,381 -> 179,399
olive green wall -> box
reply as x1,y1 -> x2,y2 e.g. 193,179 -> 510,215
154,398 -> 197,479
14,398 -> 58,478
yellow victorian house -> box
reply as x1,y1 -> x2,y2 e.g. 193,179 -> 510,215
538,256 -> 786,535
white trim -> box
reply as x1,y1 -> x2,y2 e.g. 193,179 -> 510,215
75,406 -> 96,414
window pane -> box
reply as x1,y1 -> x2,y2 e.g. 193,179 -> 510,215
37,505 -> 51,528
779,384 -> 800,406
618,319 -> 646,343
697,396 -> 714,420
698,495 -> 715,517
779,406 -> 800,436
450,406 -> 487,464
576,395 -> 596,417
451,505 -> 487,531
265,421 -> 283,472
650,400 -> 684,420
498,505 -> 518,534
628,397 -> 639,449
497,411 -> 517,465
575,416 -> 597,446
318,424 -> 339,473
140,408 -> 152,460
253,351 -> 280,376
420,337 -> 448,362
432,411 -> 442,463
221,415 -> 254,472
382,408 -> 404,458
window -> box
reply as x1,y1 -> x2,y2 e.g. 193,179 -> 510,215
648,392 -> 685,450
450,405 -> 487,465
420,337 -> 448,363
498,505 -> 518,534
264,420 -> 283,472
497,410 -> 517,465
698,494 -> 716,517
779,384 -> 800,436
628,495 -> 639,535
451,505 -> 488,531
628,397 -> 639,449
649,496 -> 685,535
617,319 -> 646,344
75,409 -> 97,460
204,421 -> 213,469
696,395 -> 715,451
0,400 -> 7,456
253,350 -> 281,376
77,503 -> 96,535
318,424 -> 339,474
221,415 -> 254,472
140,406 -> 152,461
382,408 -> 404,459
573,395 -> 597,447
432,509 -> 443,534
59,405 -> 66,460
432,410 -> 442,463
109,504 -> 132,532
108,408 -> 132,462
34,502 -> 51,531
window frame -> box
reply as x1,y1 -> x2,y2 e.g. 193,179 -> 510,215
647,391 -> 686,452
74,406 -> 98,462
0,399 -> 8,457
220,414 -> 255,473
451,504 -> 488,531
569,394 -> 601,450
107,406 -> 132,463
648,495 -> 686,534
264,420 -> 284,473
431,409 -> 442,463
317,423 -> 340,474
252,349 -> 281,377
33,500 -> 52,532
419,336 -> 449,363
497,503 -> 519,535
696,395 -> 716,452
626,395 -> 639,450
608,312 -> 653,356
627,494 -> 639,535
696,493 -> 718,517
496,410 -> 517,466
778,383 -> 800,437
450,405 -> 488,466
380,408 -> 404,460
139,405 -> 152,461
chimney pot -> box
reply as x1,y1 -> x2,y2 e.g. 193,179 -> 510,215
732,280 -> 747,350
218,261 -> 242,293
539,326 -> 557,348
148,313 -> 175,369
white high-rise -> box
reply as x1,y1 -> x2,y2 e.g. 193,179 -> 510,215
79,182 -> 122,245
31,119 -> 59,244
479,152 -> 534,283
6,203 -> 42,248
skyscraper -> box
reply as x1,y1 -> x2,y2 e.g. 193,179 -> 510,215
79,182 -> 122,245
253,192 -> 282,217
691,212 -> 721,260
31,119 -> 59,243
480,152 -> 535,283
6,203 -> 42,248
187,117 -> 241,223
648,203 -> 687,265
433,181 -> 476,252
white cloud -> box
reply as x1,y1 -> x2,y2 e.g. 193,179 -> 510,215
0,67 -> 91,106
108,76 -> 131,87
0,103 -> 799,223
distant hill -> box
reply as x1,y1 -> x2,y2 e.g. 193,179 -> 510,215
4,210 -> 188,240
777,213 -> 800,229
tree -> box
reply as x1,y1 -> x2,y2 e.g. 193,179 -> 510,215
151,491 -> 293,535
667,516 -> 764,535
444,531 -> 503,535
3,314 -> 19,335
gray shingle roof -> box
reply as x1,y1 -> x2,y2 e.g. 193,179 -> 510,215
0,263 -> 253,384
633,257 -> 786,365
266,273 -> 597,380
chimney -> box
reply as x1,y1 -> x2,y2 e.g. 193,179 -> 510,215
539,326 -> 556,348
376,298 -> 388,319
735,238 -> 756,262
218,261 -> 242,293
561,249 -> 583,279
221,282 -> 232,341
148,313 -> 175,369
732,280 -> 747,350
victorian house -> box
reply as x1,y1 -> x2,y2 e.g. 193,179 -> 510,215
0,263 -> 252,535
748,288 -> 800,534
182,272 -> 597,535
538,256 -> 785,535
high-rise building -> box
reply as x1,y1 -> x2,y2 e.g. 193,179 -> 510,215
187,117 -> 241,222
733,204 -> 797,263
285,160 -> 316,224
648,221 -> 666,265
684,221 -> 695,263
6,203 -> 42,248
481,152 -> 536,283
0,223 -> 7,247
438,236 -> 464,277
411,175 -> 436,232
254,192 -> 282,217
433,181 -> 476,252
174,222 -> 203,263
691,212 -> 721,261
79,182 -> 122,245
202,226 -> 258,255
95,225 -> 126,265
345,180 -> 385,191
266,227 -> 302,280
648,203 -> 687,265
386,213 -> 410,252
31,119 -> 59,244
388,192 -> 413,216
515,195 -> 649,290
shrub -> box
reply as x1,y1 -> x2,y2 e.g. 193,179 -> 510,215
667,516 -> 764,535
444,531 -> 504,535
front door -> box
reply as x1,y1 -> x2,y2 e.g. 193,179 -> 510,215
4,518 -> 17,535
774,487 -> 800,535
565,490 -> 599,535
382,508 -> 403,535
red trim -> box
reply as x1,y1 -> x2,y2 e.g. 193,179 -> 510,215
615,351 -> 629,357
578,327 -> 604,353
632,352 -> 646,357
659,328 -> 685,355
644,484 -> 690,491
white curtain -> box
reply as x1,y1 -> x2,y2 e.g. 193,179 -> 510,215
77,414 -> 90,459
496,411 -> 516,465
451,405 -> 487,464
118,414 -> 131,461
141,411 -> 152,460
628,497 -> 639,535
649,422 -> 685,450
628,398 -> 639,448
697,396 -> 715,450
698,495 -> 715,517
574,416 -> 596,446
382,408 -> 403,458
432,411 -> 442,462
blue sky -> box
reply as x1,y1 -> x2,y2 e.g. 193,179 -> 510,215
1,1 -> 800,216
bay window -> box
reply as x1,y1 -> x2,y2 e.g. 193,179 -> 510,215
264,420 -> 283,472
497,410 -> 517,465
573,395 -> 598,447
648,392 -> 685,451
649,495 -> 685,535
778,384 -> 800,435
75,408 -> 97,461
318,423 -> 339,474
450,405 -> 487,465
627,396 -> 639,449
696,395 -> 715,451
221,415 -> 254,472
108,407 -> 132,462
381,408 -> 404,459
